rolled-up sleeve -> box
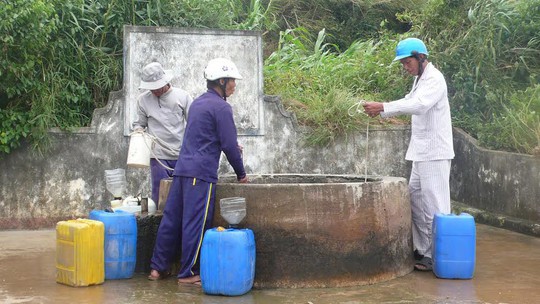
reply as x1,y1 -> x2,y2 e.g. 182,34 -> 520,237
132,96 -> 148,130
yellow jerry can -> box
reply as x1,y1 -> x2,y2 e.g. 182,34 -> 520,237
56,219 -> 105,287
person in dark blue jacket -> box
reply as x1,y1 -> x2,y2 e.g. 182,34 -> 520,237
148,58 -> 249,285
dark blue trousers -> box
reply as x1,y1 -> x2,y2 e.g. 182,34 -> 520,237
150,176 -> 216,278
149,158 -> 176,204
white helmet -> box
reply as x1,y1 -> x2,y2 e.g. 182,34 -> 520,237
204,58 -> 243,81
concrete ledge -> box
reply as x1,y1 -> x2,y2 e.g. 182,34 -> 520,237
0,217 -> 67,230
139,174 -> 414,288
452,202 -> 540,237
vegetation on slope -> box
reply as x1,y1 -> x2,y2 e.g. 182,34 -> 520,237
1,0 -> 538,155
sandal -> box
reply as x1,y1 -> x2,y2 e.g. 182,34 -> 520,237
147,269 -> 170,281
414,249 -> 424,261
414,256 -> 433,271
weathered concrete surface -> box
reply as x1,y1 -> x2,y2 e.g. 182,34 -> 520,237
123,26 -> 264,136
216,174 -> 413,288
139,174 -> 413,288
0,90 -> 411,230
135,214 -> 162,274
451,128 -> 540,222
0,90 -> 135,229
2,224 -> 540,303
452,202 -> 540,237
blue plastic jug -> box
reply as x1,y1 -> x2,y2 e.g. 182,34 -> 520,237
432,213 -> 476,279
89,209 -> 137,279
200,227 -> 256,296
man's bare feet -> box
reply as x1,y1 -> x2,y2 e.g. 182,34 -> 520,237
177,275 -> 201,286
148,269 -> 169,281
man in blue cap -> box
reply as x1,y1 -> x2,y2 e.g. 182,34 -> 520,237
363,38 -> 454,272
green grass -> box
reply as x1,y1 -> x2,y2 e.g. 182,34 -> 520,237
1,0 -> 538,155
264,28 -> 410,145
408,0 -> 540,155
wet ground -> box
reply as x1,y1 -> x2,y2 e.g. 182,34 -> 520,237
0,224 -> 539,304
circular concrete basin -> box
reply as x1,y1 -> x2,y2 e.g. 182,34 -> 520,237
215,174 -> 413,288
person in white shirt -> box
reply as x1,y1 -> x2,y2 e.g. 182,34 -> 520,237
363,38 -> 454,272
132,62 -> 193,204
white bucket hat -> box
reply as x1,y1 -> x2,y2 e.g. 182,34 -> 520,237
139,62 -> 174,90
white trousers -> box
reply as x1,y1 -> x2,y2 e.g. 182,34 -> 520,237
409,159 -> 452,258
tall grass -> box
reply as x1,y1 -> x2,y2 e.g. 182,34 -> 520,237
3,0 -> 537,155
408,0 -> 540,154
488,85 -> 540,154
264,0 -> 425,52
265,28 -> 409,145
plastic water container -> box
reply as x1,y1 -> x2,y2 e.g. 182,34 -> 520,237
56,219 -> 105,287
220,197 -> 247,226
104,168 -> 127,198
201,227 -> 256,296
89,209 -> 137,279
127,132 -> 153,168
432,213 -> 476,279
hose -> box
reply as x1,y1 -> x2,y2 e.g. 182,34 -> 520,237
348,100 -> 370,183
129,129 -> 177,171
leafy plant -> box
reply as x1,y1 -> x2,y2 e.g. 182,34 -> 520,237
0,0 -> 276,156
264,0 -> 424,52
0,109 -> 33,154
408,0 -> 540,154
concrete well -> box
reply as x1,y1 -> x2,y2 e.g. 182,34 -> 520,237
214,174 -> 413,288
136,174 -> 413,288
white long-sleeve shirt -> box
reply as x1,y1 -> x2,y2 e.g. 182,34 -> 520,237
381,62 -> 454,161
132,87 -> 193,160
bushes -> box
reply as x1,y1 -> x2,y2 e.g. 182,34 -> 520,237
1,0 -> 537,155
0,0 -> 275,156
0,110 -> 33,154
264,28 -> 410,145
265,0 -> 540,153
264,0 -> 423,52
410,0 -> 540,154
483,85 -> 540,154
0,0 -> 58,153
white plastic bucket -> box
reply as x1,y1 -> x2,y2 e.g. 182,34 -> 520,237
127,132 -> 153,168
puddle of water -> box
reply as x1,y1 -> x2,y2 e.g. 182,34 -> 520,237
0,225 -> 539,304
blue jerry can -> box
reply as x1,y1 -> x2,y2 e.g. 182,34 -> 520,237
201,227 -> 256,296
89,209 -> 137,280
432,213 -> 476,279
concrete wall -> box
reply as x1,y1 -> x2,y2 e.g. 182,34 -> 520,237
122,26 -> 265,136
450,128 -> 540,223
0,89 -> 412,229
